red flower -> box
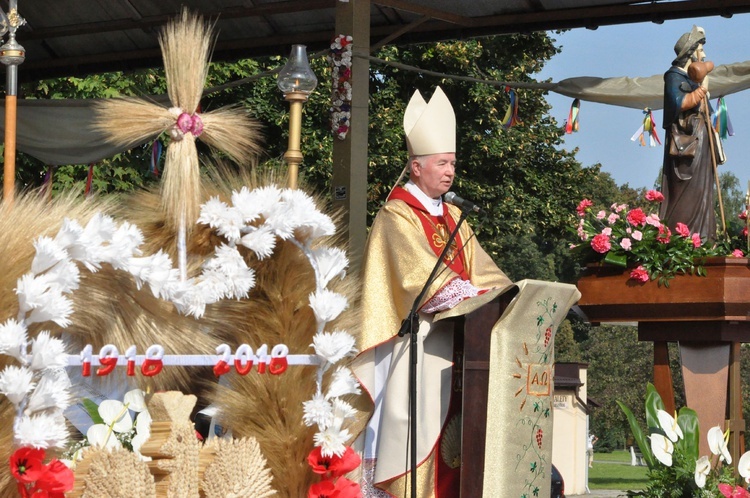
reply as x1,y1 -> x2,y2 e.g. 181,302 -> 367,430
332,477 -> 362,498
740,210 -> 748,221
10,448 -> 46,484
308,480 -> 336,498
743,227 -> 748,238
307,447 -> 361,478
675,222 -> 690,237
645,190 -> 664,202
719,483 -> 750,498
626,208 -> 647,226
34,460 -> 74,494
657,225 -> 671,244
576,199 -> 593,216
629,266 -> 649,283
590,234 -> 611,254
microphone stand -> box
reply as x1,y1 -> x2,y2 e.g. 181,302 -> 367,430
398,207 -> 471,498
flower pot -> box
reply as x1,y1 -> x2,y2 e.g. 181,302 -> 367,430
576,257 -> 750,324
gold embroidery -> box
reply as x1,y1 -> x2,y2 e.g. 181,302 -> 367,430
428,221 -> 458,262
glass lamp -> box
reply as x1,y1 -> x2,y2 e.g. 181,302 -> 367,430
277,44 -> 318,95
277,45 -> 317,189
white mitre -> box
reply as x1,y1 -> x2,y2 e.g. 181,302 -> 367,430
403,86 -> 456,156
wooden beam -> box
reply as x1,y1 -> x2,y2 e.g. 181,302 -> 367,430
371,15 -> 429,52
373,0 -> 471,26
18,0 -> 336,40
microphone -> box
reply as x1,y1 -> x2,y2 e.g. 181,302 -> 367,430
444,192 -> 483,214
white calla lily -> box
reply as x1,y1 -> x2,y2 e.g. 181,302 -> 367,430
656,409 -> 683,442
98,399 -> 133,433
123,389 -> 146,413
650,433 -> 674,466
707,425 -> 732,464
86,423 -> 122,450
694,455 -> 710,488
738,451 -> 750,483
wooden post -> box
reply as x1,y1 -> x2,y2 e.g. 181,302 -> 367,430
332,0 -> 369,271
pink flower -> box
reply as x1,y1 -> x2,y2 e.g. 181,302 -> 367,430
719,483 -> 750,498
629,266 -> 650,283
611,203 -> 627,213
645,190 -> 665,202
740,210 -> 748,221
602,227 -> 612,236
626,208 -> 647,226
675,222 -> 690,237
620,238 -> 632,251
691,233 -> 702,248
646,213 -> 661,227
607,213 -> 620,225
590,234 -> 611,254
732,249 -> 745,258
743,227 -> 748,237
657,226 -> 671,244
596,210 -> 606,220
577,219 -> 588,241
632,230 -> 643,241
576,199 -> 593,216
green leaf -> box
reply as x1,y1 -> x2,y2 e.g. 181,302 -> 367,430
617,399 -> 656,469
82,398 -> 105,425
604,251 -> 628,267
676,407 -> 700,462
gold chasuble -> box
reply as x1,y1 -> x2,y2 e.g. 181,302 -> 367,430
352,187 -> 515,497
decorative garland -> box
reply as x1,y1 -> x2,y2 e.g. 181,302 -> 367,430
630,108 -> 661,147
0,184 -> 361,496
565,98 -> 580,134
329,34 -> 353,140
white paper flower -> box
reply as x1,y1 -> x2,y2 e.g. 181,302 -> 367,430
29,331 -> 68,371
326,366 -> 360,399
128,251 -> 179,299
25,370 -> 71,414
657,409 -> 683,442
15,412 -> 69,449
214,207 -> 245,243
240,226 -> 277,260
650,433 -> 674,466
694,455 -> 710,488
53,218 -> 83,250
303,392 -> 333,428
86,423 -> 123,450
0,318 -> 28,358
198,196 -> 232,228
708,425 -> 732,464
101,221 -> 144,268
738,450 -> 750,483
331,398 -> 357,424
309,289 -> 348,325
314,426 -> 351,458
312,247 -> 348,288
230,186 -> 265,223
31,236 -> 69,275
0,365 -> 35,405
42,259 -> 80,294
99,399 -> 133,433
312,330 -> 357,365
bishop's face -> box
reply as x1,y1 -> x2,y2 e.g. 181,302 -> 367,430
411,153 -> 456,199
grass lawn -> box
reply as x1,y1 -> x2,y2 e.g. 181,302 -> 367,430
589,450 -> 649,490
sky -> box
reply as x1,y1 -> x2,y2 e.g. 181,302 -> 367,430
537,14 -> 750,191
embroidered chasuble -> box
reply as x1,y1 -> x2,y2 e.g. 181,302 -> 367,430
353,186 -> 515,497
